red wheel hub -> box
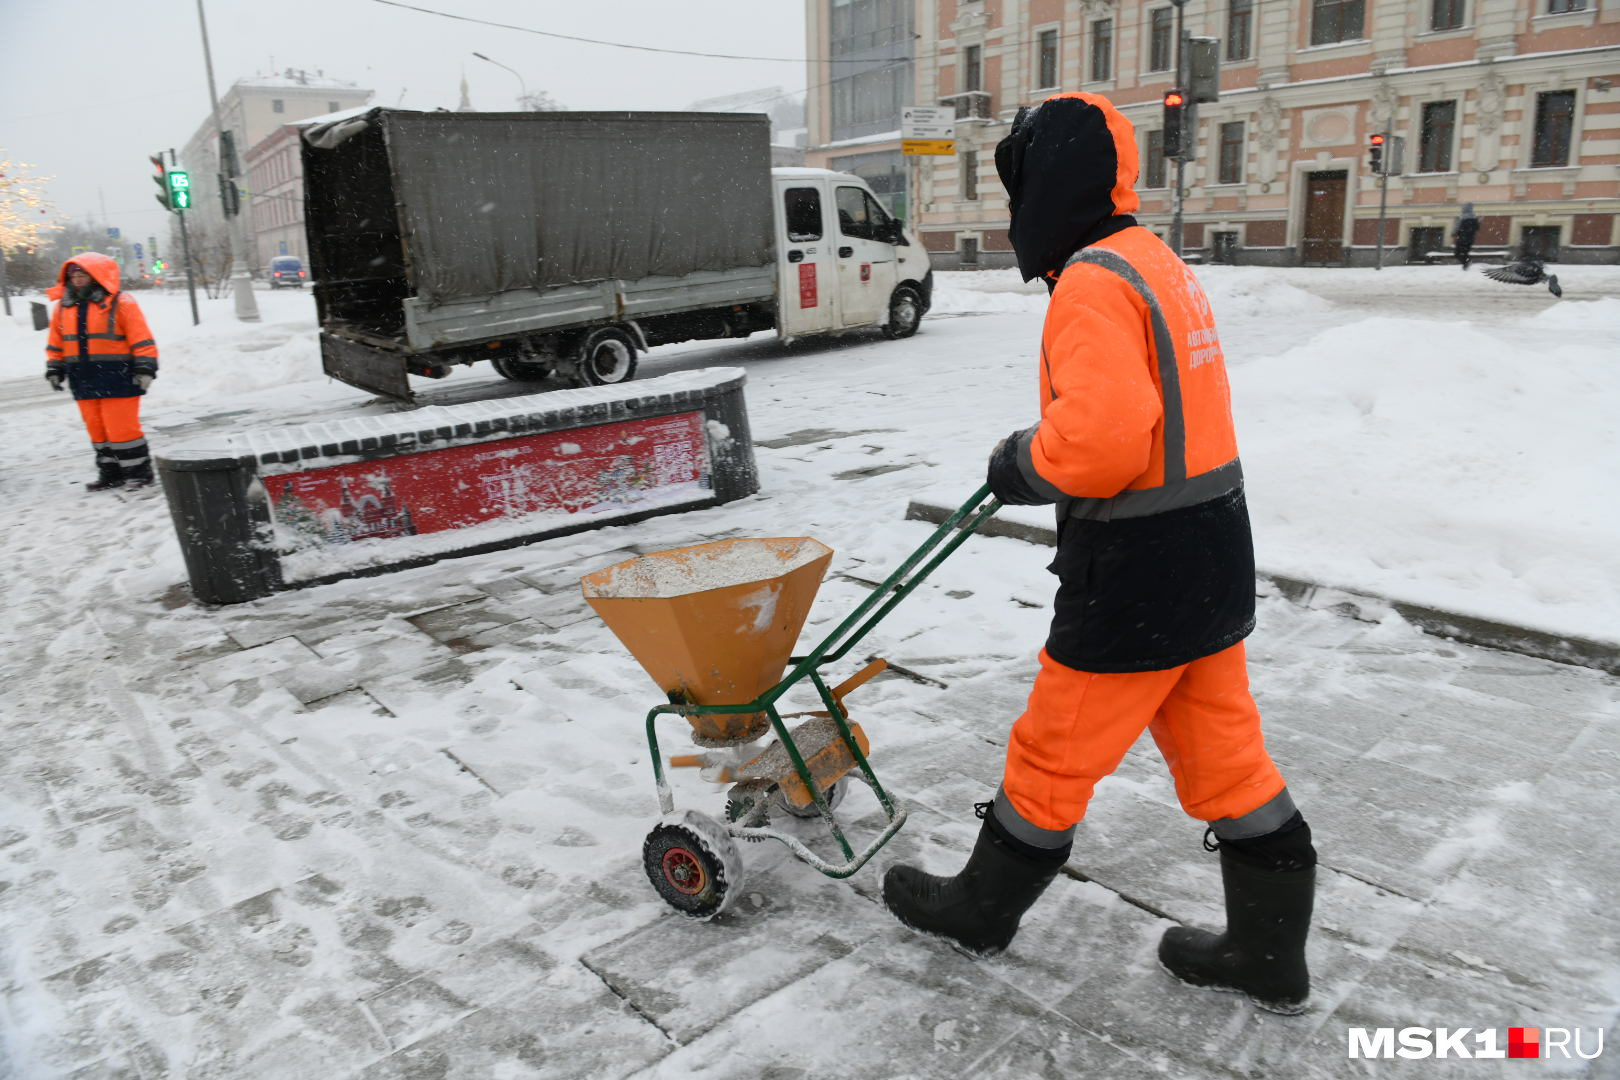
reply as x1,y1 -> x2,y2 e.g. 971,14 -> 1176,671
661,847 -> 707,895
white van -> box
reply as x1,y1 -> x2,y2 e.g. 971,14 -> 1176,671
771,168 -> 932,341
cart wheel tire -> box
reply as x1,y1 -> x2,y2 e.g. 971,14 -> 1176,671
491,356 -> 553,382
642,812 -> 741,919
773,778 -> 848,819
575,328 -> 638,387
881,285 -> 922,340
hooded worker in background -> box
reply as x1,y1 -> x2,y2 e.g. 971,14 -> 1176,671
44,253 -> 160,490
882,93 -> 1317,1015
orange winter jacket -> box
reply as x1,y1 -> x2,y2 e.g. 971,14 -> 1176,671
45,252 -> 159,401
989,92 -> 1254,672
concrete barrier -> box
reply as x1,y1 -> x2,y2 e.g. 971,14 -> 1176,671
158,367 -> 758,605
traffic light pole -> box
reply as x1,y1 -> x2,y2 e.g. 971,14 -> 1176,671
196,0 -> 260,323
1170,0 -> 1188,256
1375,126 -> 1390,271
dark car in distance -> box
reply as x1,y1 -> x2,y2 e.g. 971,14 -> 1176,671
269,255 -> 306,289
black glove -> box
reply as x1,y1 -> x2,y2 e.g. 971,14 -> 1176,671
986,427 -> 1053,506
45,371 -> 64,392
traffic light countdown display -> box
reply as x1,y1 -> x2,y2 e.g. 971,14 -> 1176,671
168,170 -> 192,210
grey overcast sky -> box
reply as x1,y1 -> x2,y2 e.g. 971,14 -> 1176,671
1,0 -> 809,241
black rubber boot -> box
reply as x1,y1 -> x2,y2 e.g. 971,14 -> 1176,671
883,809 -> 1070,956
122,458 -> 155,490
85,458 -> 124,491
1159,823 -> 1316,1015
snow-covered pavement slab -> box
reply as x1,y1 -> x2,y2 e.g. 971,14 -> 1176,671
2,267 -> 1617,1077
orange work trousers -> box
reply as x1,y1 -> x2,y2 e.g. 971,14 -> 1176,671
76,397 -> 144,445
1002,642 -> 1285,832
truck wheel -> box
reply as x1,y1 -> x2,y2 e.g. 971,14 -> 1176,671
491,356 -> 552,382
576,328 -> 638,387
881,285 -> 922,340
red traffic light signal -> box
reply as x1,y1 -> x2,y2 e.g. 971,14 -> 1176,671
1163,90 -> 1189,159
1368,133 -> 1385,146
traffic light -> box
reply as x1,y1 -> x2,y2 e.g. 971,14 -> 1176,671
1384,135 -> 1405,176
150,153 -> 169,210
1367,133 -> 1385,175
167,170 -> 192,211
1163,90 -> 1188,159
1188,37 -> 1221,104
218,173 -> 239,217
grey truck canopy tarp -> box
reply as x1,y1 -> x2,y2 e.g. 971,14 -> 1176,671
301,108 -> 775,321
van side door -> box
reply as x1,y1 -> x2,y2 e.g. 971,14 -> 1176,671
775,182 -> 839,338
831,185 -> 899,329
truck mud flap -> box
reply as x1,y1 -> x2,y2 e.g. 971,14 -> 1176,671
322,333 -> 415,402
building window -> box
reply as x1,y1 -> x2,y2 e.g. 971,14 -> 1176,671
961,149 -> 978,201
1218,122 -> 1245,184
1419,101 -> 1456,172
1310,0 -> 1364,45
1149,9 -> 1174,72
272,99 -> 285,113
1547,0 -> 1587,11
1037,30 -> 1059,90
1090,19 -> 1113,81
960,237 -> 979,265
1531,90 -> 1575,167
1228,0 -> 1253,60
963,45 -> 982,93
1431,0 -> 1465,30
1146,130 -> 1167,188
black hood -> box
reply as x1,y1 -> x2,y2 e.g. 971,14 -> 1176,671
996,93 -> 1141,283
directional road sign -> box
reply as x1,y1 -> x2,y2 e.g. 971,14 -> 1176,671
902,106 -> 956,156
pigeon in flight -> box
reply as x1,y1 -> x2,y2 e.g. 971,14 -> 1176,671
1482,259 -> 1562,297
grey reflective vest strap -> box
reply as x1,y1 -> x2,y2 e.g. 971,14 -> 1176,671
1065,247 -> 1185,485
1026,246 -> 1242,523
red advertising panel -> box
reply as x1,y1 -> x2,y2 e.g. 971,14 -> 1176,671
266,412 -> 709,548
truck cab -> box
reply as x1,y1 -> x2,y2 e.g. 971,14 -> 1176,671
771,168 -> 931,340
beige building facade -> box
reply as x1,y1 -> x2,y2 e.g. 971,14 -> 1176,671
179,71 -> 372,273
888,0 -> 1618,268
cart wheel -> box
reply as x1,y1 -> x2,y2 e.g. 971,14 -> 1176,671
642,810 -> 742,919
773,778 -> 848,819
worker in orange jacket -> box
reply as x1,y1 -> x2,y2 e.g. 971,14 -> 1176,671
883,93 -> 1317,1015
44,253 -> 160,490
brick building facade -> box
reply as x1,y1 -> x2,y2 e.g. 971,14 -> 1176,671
870,0 -> 1618,269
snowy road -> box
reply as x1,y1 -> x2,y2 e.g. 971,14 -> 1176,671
1,265 -> 1617,1077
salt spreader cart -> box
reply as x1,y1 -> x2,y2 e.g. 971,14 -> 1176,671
582,486 -> 1000,918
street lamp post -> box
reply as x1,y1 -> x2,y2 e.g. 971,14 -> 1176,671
196,0 -> 260,322
472,52 -> 528,110
1170,0 -> 1190,257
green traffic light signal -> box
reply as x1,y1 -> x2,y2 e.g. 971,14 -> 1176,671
166,170 -> 191,212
